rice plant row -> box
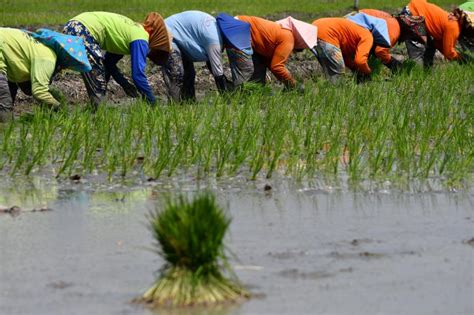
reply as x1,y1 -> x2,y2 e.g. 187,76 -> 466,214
0,63 -> 472,186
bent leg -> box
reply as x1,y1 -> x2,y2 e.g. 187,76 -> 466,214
423,38 -> 437,68
63,20 -> 106,107
226,48 -> 253,87
249,53 -> 267,85
405,40 -> 426,64
104,52 -> 138,98
162,44 -> 185,102
182,56 -> 196,101
0,74 -> 14,122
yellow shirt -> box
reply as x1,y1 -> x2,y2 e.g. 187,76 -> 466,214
0,28 -> 59,106
73,12 -> 149,55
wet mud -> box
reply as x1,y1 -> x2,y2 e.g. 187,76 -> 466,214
0,177 -> 473,315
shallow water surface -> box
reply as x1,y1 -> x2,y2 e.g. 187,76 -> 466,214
0,178 -> 473,315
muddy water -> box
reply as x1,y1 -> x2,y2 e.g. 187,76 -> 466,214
0,177 -> 473,315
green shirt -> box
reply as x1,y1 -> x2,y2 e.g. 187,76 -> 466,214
459,2 -> 474,11
73,12 -> 149,55
0,28 -> 59,106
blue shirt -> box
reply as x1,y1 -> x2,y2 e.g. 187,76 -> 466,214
165,11 -> 224,76
130,40 -> 156,104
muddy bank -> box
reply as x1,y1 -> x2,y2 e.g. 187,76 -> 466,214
13,51 -> 324,114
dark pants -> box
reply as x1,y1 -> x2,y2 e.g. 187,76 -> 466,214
63,20 -> 107,107
161,43 -> 196,102
405,37 -> 436,68
104,53 -> 138,98
0,74 -> 13,122
0,74 -> 33,122
249,53 -> 268,85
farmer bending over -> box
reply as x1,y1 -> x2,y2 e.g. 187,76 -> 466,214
312,18 -> 377,83
63,11 -> 171,107
359,9 -> 427,72
453,2 -> 474,54
401,0 -> 466,67
163,11 -> 252,102
236,16 -> 316,90
0,28 -> 91,122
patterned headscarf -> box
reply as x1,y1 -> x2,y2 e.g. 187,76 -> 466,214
453,4 -> 474,51
27,28 -> 92,72
143,12 -> 171,65
396,15 -> 427,45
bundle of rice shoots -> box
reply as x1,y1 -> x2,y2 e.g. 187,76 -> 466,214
141,193 -> 250,307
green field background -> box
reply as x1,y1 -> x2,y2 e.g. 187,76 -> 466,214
0,0 -> 460,26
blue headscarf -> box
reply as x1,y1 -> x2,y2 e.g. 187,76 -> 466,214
27,28 -> 92,72
216,13 -> 253,55
346,13 -> 391,48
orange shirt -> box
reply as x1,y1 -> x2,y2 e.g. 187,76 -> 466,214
360,9 -> 400,64
408,0 -> 460,60
312,18 -> 373,74
237,15 -> 295,86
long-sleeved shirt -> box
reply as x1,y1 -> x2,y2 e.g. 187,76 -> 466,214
237,16 -> 295,86
165,11 -> 224,77
408,0 -> 461,60
73,12 -> 155,103
360,9 -> 400,64
312,18 -> 373,74
0,28 -> 59,106
130,40 -> 155,103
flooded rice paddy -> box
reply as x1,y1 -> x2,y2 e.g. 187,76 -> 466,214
1,175 -> 473,315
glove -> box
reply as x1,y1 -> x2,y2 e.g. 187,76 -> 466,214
214,75 -> 228,93
356,73 -> 371,84
283,80 -> 297,92
386,58 -> 402,73
121,81 -> 139,98
458,52 -> 473,65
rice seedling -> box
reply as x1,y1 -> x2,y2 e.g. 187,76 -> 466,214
0,62 -> 472,189
139,193 -> 250,307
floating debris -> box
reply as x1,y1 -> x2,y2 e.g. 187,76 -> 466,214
463,238 -> 474,247
69,174 -> 81,181
0,205 -> 52,216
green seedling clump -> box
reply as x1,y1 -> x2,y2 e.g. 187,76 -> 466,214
140,193 -> 249,307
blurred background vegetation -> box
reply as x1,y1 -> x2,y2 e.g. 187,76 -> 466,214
0,0 -> 459,26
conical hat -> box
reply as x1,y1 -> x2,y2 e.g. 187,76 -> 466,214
216,13 -> 253,55
28,28 -> 91,72
276,16 -> 317,49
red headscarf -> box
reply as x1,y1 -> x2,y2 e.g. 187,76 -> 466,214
143,12 -> 171,65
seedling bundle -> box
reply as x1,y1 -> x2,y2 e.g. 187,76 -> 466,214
140,193 -> 249,307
